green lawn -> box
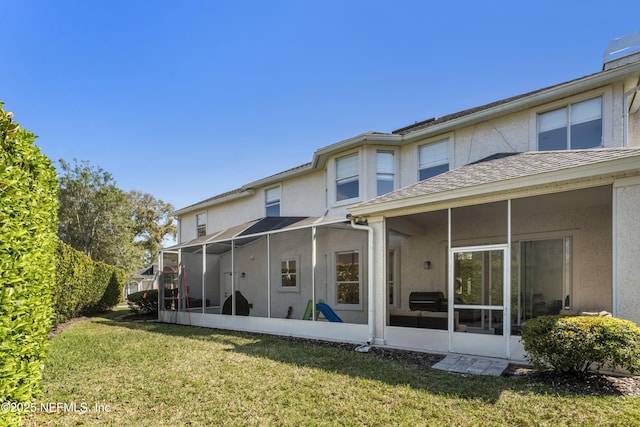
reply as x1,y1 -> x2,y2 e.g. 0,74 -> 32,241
23,311 -> 639,426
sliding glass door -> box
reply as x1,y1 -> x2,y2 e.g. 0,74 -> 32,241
510,237 -> 572,333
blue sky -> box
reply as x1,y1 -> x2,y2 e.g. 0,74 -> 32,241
2,1 -> 638,211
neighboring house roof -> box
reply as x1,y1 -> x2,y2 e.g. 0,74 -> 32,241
132,263 -> 158,279
350,148 -> 640,216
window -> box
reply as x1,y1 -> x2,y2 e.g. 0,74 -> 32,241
265,187 -> 281,217
419,140 -> 449,181
376,151 -> 395,196
336,153 -> 359,201
196,213 -> 207,237
280,258 -> 298,291
336,251 -> 360,305
538,97 -> 602,150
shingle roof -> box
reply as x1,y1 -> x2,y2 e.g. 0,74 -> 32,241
355,148 -> 640,209
391,72 -> 601,136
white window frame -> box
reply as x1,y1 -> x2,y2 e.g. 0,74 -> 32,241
334,250 -> 362,309
418,139 -> 449,181
265,186 -> 281,217
537,96 -> 603,151
279,257 -> 300,292
335,153 -> 360,202
376,150 -> 395,196
196,212 -> 207,237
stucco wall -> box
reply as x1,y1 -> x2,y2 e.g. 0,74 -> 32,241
178,170 -> 331,243
388,211 -> 449,307
179,214 -> 197,242
280,170 -> 326,216
267,229 -> 315,319
387,187 -> 613,314
452,112 -> 530,167
512,199 -> 612,313
217,226 -> 368,324
614,177 -> 640,325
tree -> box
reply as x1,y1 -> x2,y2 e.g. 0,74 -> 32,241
57,159 -> 176,272
57,159 -> 139,271
129,190 -> 176,264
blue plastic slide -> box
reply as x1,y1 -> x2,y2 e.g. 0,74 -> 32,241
316,303 -> 343,322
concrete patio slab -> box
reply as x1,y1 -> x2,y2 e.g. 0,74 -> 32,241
432,355 -> 509,376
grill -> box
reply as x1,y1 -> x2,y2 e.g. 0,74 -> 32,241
408,291 -> 446,312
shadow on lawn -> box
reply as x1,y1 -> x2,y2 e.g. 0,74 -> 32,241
95,317 -> 551,402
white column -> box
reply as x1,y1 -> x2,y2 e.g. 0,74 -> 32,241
311,226 -> 317,321
267,234 -> 271,319
231,239 -> 236,316
202,244 -> 206,314
613,176 -> 640,324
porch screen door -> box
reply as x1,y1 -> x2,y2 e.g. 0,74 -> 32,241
449,244 -> 510,358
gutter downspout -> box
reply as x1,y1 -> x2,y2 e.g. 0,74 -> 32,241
349,217 -> 375,345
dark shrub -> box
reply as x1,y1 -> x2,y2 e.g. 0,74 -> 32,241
521,315 -> 640,374
127,289 -> 159,314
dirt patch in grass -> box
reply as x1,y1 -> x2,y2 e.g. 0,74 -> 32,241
48,316 -> 89,339
116,312 -> 158,321
48,310 -> 156,339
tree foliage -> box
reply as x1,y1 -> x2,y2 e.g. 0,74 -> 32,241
129,190 -> 176,264
57,159 -> 175,273
57,159 -> 132,259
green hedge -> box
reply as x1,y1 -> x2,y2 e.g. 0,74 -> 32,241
53,241 -> 125,324
0,104 -> 58,426
521,315 -> 640,375
127,289 -> 159,314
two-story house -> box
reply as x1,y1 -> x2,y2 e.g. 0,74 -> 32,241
160,33 -> 640,361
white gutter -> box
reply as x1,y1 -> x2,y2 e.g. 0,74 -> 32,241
349,218 -> 375,344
